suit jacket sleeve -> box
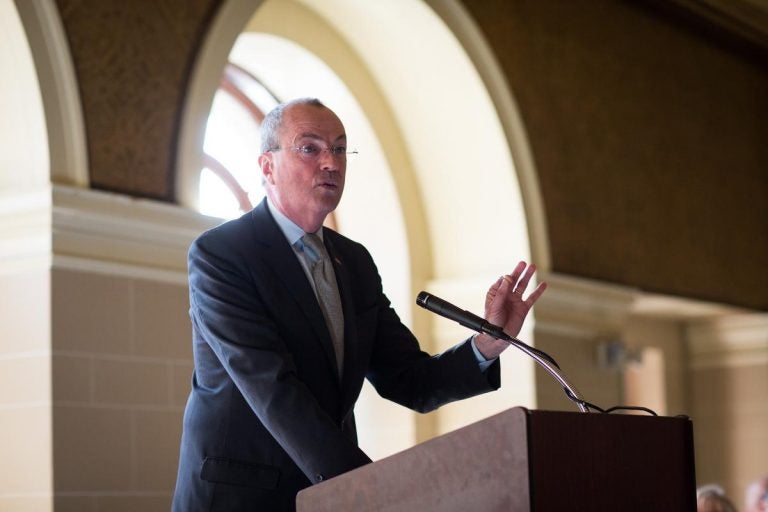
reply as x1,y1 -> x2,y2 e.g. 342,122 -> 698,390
345,244 -> 501,413
188,231 -> 371,483
319,231 -> 500,414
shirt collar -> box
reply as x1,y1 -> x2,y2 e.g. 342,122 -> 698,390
266,197 -> 323,246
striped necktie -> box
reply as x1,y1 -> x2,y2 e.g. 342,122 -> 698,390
302,233 -> 344,377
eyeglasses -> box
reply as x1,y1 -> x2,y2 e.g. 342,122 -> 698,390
270,143 -> 358,160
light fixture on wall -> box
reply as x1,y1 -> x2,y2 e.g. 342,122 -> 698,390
597,340 -> 643,371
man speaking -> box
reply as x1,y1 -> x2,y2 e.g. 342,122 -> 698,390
172,98 -> 546,511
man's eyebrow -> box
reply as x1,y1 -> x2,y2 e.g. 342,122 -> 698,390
295,132 -> 347,142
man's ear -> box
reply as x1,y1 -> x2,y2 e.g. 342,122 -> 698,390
259,153 -> 275,185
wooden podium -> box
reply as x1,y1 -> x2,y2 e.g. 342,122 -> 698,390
296,407 -> 696,511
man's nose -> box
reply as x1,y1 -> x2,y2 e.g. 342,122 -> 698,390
318,150 -> 342,170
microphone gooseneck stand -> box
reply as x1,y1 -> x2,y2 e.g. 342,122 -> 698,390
498,333 -> 588,413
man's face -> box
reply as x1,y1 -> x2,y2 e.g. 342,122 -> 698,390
261,104 -> 347,231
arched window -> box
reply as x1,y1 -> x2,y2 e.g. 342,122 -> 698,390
199,62 -> 278,219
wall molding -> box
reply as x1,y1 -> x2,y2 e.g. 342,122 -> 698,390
0,187 -> 51,274
687,314 -> 768,368
664,0 -> 768,56
52,185 -> 220,273
0,184 -> 220,278
534,273 -> 639,339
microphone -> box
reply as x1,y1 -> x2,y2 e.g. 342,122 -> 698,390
416,291 -> 506,339
416,290 -> 561,370
416,291 -> 587,411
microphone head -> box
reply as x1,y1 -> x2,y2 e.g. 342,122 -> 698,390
415,291 -> 430,308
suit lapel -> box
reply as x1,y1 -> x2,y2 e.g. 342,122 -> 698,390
249,201 -> 341,379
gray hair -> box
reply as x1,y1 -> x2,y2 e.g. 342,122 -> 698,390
696,484 -> 737,512
260,97 -> 327,154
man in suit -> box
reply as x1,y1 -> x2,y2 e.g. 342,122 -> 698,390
172,98 -> 546,511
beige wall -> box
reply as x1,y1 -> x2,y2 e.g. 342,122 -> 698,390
691,364 -> 768,500
687,317 -> 768,500
51,268 -> 191,512
0,269 -> 52,512
534,330 -> 624,412
0,184 -> 216,511
533,274 -> 634,412
624,316 -> 688,416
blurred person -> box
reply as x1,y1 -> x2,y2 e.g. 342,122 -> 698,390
745,475 -> 768,512
697,484 -> 737,512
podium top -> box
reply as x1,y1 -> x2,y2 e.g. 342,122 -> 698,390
297,407 -> 696,512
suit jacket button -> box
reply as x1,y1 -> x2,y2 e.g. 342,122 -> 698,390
315,474 -> 325,482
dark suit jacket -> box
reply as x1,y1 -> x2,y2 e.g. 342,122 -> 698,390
172,199 -> 500,511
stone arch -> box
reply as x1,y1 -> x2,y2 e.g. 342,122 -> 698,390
6,0 -> 88,188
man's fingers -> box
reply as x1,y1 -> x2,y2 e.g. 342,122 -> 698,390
494,262 -> 546,307
525,281 -> 547,305
485,276 -> 504,310
513,263 -> 536,296
508,261 -> 526,283
502,262 -> 538,298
